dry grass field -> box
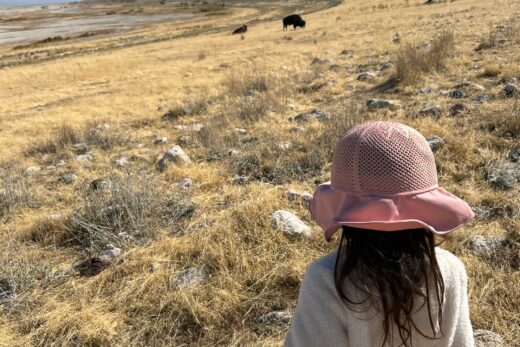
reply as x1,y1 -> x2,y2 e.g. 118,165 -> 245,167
0,0 -> 519,346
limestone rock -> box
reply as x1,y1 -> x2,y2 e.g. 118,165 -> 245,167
448,89 -> 465,99
357,72 -> 376,81
157,145 -> 192,172
177,178 -> 193,190
271,210 -> 311,237
76,244 -> 121,277
59,173 -> 77,185
508,148 -> 520,163
287,190 -> 313,205
24,166 -> 41,175
76,153 -> 93,162
486,163 -> 520,190
90,179 -> 112,191
426,136 -> 444,151
114,157 -> 129,169
153,137 -> 168,145
419,105 -> 443,117
465,235 -> 508,257
449,103 -> 468,116
0,279 -> 15,305
366,99 -> 400,110
175,267 -> 207,289
293,109 -> 331,122
503,83 -> 518,97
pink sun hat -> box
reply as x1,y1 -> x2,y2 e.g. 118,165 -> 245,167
310,121 -> 474,241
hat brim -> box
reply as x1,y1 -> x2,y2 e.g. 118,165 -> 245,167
310,183 -> 475,242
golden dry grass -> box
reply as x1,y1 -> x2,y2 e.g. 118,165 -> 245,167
0,0 -> 519,346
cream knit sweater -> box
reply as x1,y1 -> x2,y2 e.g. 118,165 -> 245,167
285,248 -> 474,347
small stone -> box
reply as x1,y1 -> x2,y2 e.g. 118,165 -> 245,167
178,135 -> 193,145
426,136 -> 444,151
380,63 -> 393,71
90,179 -> 112,191
59,173 -> 77,185
475,95 -> 490,103
392,32 -> 401,44
0,278 -> 15,305
486,163 -> 520,190
508,148 -> 520,163
474,329 -> 504,347
448,89 -> 465,98
503,83 -> 518,97
472,206 -> 502,220
174,267 -> 207,289
418,87 -> 433,94
311,57 -> 332,65
24,166 -> 41,175
117,232 -> 134,241
287,190 -> 313,205
277,142 -> 293,150
177,178 -> 193,190
232,176 -> 249,185
255,310 -> 292,325
99,244 -> 121,263
367,99 -> 400,110
419,105 -> 443,117
293,109 -> 331,122
175,123 -> 204,132
72,143 -> 88,153
357,72 -> 376,81
271,210 -> 311,237
235,128 -> 247,135
465,235 -> 508,258
157,145 -> 192,172
340,49 -> 353,55
287,104 -> 297,110
93,123 -> 110,132
76,154 -> 93,162
449,103 -> 468,116
228,149 -> 241,157
153,137 -> 168,145
114,157 -> 129,168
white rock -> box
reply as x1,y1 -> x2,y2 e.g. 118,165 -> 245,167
177,178 -> 193,190
24,166 -> 41,175
426,136 -> 444,151
271,210 -> 311,237
357,72 -> 376,81
114,157 -> 129,168
59,173 -> 77,185
153,137 -> 168,145
175,267 -> 207,289
255,310 -> 292,325
76,154 -> 93,162
157,145 -> 192,172
287,190 -> 313,205
234,128 -> 247,135
98,244 -> 121,263
465,235 -> 508,257
474,329 -> 504,347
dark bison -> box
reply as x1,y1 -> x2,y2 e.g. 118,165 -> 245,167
283,14 -> 305,30
232,25 -> 247,35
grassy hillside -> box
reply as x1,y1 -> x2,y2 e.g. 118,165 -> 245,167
0,0 -> 519,346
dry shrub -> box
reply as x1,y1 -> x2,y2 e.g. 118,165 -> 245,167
0,170 -> 36,220
66,174 -> 196,250
475,28 -> 500,51
162,93 -> 209,121
476,99 -> 520,138
478,63 -> 501,78
395,30 -> 455,84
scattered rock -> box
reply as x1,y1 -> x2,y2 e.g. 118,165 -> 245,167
465,235 -> 509,258
24,166 -> 41,175
231,176 -> 249,185
0,278 -> 15,305
234,128 -> 247,135
277,142 -> 293,151
271,210 -> 311,237
114,157 -> 129,169
72,143 -> 88,153
178,135 -> 193,145
474,329 -> 504,347
293,109 -> 331,122
449,103 -> 468,116
311,57 -> 332,65
486,163 -> 520,190
426,136 -> 444,151
287,190 -> 313,205
59,173 -> 77,185
76,153 -> 93,162
503,83 -> 518,97
153,137 -> 168,145
175,123 -> 204,132
255,310 -> 292,325
92,123 -> 110,133
157,145 -> 192,172
508,148 -> 520,163
453,82 -> 486,91
472,206 -> 504,220
228,149 -> 241,157
76,244 -> 121,277
448,89 -> 465,99
419,105 -> 443,117
90,179 -> 112,191
392,32 -> 401,44
366,99 -> 400,110
475,95 -> 491,103
380,62 -> 393,71
177,178 -> 193,190
418,87 -> 433,94
357,72 -> 376,81
174,267 -> 207,289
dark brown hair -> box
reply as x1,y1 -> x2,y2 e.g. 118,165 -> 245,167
334,226 -> 444,347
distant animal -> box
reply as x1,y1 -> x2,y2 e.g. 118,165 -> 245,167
232,25 -> 248,35
283,14 -> 306,30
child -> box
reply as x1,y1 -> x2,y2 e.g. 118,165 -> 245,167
285,121 -> 475,347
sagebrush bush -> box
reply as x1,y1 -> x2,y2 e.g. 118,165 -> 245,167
395,30 -> 455,84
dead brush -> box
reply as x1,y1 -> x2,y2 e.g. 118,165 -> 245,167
162,93 -> 209,121
0,169 -> 36,220
394,30 -> 455,84
475,28 -> 500,51
65,174 -> 196,250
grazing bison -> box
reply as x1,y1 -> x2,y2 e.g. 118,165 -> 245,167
283,14 -> 306,30
232,25 -> 247,35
